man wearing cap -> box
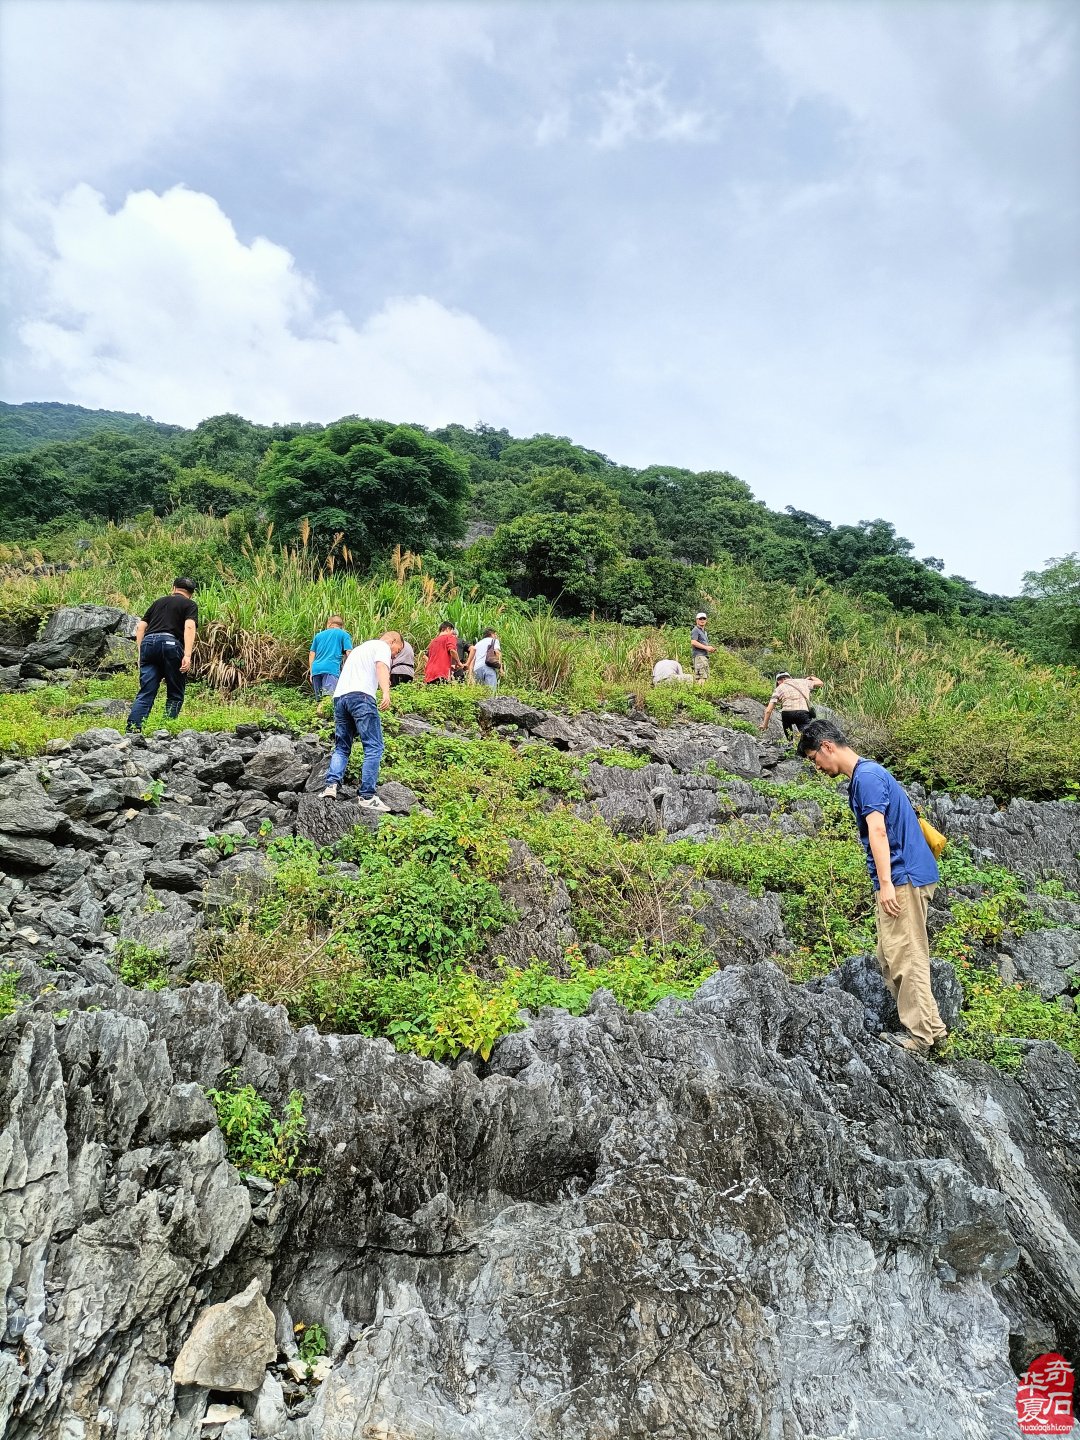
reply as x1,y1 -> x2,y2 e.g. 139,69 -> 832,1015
761,670 -> 823,740
690,612 -> 714,680
127,577 -> 199,731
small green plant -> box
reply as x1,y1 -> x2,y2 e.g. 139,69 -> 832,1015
206,831 -> 256,858
585,747 -> 650,770
113,941 -> 171,991
205,1071 -> 319,1184
141,885 -> 164,914
412,970 -> 525,1062
141,778 -> 167,806
296,1322 -> 328,1369
0,968 -> 26,1019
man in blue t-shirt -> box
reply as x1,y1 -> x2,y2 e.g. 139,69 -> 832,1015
797,718 -> 946,1054
308,615 -> 353,699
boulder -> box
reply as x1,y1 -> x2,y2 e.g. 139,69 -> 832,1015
528,715 -> 593,750
173,1279 -> 276,1393
1000,928 -> 1080,1002
74,697 -> 130,720
479,695 -> 547,729
809,953 -> 964,1036
246,1372 -> 287,1436
489,840 -> 578,969
295,794 -> 375,847
22,604 -> 134,669
121,903 -> 205,969
691,878 -> 791,963
0,772 -> 65,836
243,735 -> 310,796
203,852 -> 274,911
930,794 -> 1080,892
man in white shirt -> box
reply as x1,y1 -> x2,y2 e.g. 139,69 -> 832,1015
321,631 -> 404,809
467,628 -> 501,691
651,658 -> 693,684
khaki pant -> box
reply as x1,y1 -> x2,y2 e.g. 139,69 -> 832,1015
875,882 -> 947,1049
693,652 -> 710,680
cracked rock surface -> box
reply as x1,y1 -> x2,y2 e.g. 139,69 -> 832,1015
1,706 -> 1079,1437
2,964 -> 1078,1438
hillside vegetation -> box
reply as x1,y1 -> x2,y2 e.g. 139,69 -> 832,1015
2,508 -> 1078,801
0,401 -> 1077,799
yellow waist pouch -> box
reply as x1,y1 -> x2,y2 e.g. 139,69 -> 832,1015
918,815 -> 947,860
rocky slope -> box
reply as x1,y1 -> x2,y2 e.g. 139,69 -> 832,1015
1,686 -> 1079,1438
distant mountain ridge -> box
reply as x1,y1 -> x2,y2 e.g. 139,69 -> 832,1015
0,400 -> 185,455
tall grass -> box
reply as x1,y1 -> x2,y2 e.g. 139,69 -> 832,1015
2,513 -> 1077,797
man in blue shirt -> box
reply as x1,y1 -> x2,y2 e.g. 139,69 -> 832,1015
797,719 -> 947,1054
308,615 -> 353,699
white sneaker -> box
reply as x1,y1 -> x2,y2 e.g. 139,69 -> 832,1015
320,784 -> 338,799
357,794 -> 390,812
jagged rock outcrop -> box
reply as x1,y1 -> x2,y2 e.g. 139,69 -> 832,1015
930,792 -> 1080,892
2,967 -> 1077,1438
2,702 -> 1079,1436
0,604 -> 139,690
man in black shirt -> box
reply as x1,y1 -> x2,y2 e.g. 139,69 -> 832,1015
126,578 -> 199,731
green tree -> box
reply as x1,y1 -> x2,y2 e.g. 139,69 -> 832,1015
850,554 -> 953,614
260,419 -> 468,558
1020,554 -> 1080,664
488,511 -> 624,612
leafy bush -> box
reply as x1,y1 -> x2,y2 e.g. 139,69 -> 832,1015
205,1072 -> 318,1184
0,968 -> 26,1019
113,941 -> 170,991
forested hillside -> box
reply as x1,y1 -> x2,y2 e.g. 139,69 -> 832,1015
0,400 -> 184,455
1,400 -> 1078,800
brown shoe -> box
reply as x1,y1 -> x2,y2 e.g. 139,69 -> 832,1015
879,1032 -> 928,1054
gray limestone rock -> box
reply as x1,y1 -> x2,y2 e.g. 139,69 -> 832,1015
691,877 -> 791,963
488,840 -> 578,969
809,952 -> 964,1036
120,902 -> 205,970
172,1279 -> 276,1393
203,852 -> 274,911
1,950 -> 1078,1439
1000,928 -> 1080,1002
0,772 -> 65,836
478,695 -> 547,729
0,833 -> 59,870
930,793 -> 1080,892
22,604 -> 134,670
243,736 -> 311,796
74,697 -> 130,720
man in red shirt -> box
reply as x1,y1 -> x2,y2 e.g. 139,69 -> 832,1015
423,622 -> 464,684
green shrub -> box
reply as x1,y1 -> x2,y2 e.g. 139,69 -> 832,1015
585,747 -> 650,770
0,968 -> 26,1019
113,941 -> 170,991
205,1071 -> 318,1184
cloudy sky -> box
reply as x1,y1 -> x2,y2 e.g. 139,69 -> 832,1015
1,0 -> 1076,593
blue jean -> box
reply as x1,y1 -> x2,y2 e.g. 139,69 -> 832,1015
127,633 -> 186,729
311,671 -> 338,699
474,664 -> 498,691
324,692 -> 384,797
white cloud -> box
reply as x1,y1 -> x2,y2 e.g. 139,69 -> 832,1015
593,57 -> 714,150
6,184 -> 528,429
